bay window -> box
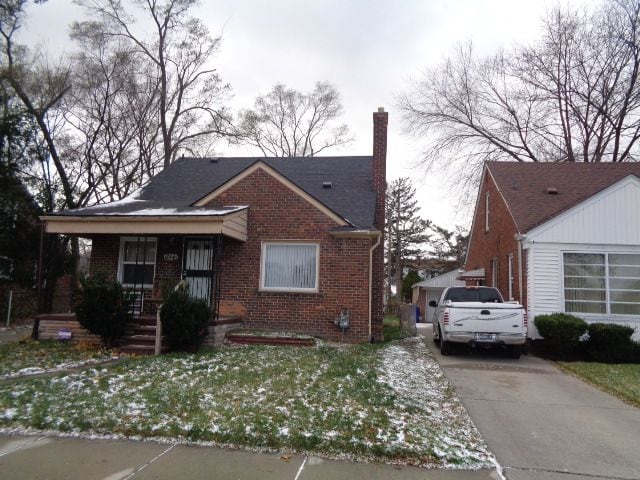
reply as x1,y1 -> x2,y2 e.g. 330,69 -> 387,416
563,252 -> 640,315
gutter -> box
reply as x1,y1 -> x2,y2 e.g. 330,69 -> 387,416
368,232 -> 382,343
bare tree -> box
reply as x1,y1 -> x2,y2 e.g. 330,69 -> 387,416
65,29 -> 163,203
1,0 -> 76,209
400,0 -> 640,183
239,82 -> 352,157
73,0 -> 233,168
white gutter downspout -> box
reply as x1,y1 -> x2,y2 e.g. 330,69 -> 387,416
514,234 -> 526,304
369,232 -> 382,343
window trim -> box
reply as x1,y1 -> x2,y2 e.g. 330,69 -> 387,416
507,254 -> 514,301
259,241 -> 320,293
491,257 -> 498,288
485,192 -> 490,232
562,251 -> 640,316
117,236 -> 157,289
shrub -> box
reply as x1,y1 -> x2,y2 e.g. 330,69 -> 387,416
534,313 -> 588,358
160,284 -> 210,352
585,323 -> 639,363
75,274 -> 131,347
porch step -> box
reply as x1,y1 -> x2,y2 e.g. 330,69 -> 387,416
132,315 -> 158,326
119,317 -> 163,354
119,344 -> 165,355
125,325 -> 157,336
122,334 -> 156,345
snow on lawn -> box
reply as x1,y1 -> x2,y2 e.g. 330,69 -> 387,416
0,341 -> 118,380
0,339 -> 493,468
378,337 -> 493,467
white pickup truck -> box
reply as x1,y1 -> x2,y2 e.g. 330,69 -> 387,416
430,286 -> 528,358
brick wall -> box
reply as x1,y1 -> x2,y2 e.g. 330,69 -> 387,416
465,168 -> 528,308
89,235 -> 183,313
208,168 -> 375,342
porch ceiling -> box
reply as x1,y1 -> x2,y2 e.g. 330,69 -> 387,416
41,208 -> 248,241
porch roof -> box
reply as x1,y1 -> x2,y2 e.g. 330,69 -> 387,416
41,206 -> 248,241
456,268 -> 485,280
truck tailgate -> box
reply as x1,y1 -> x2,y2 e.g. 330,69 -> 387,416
447,303 -> 524,334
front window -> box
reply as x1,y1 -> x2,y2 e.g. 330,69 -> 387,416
563,253 -> 640,315
118,237 -> 157,288
261,242 -> 319,292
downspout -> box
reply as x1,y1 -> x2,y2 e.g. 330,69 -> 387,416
369,232 -> 382,343
514,234 -> 526,304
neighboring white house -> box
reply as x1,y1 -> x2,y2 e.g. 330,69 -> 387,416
463,161 -> 640,341
412,270 -> 465,323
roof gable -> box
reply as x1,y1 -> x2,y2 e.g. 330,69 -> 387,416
486,161 -> 640,233
193,161 -> 348,226
526,175 -> 640,244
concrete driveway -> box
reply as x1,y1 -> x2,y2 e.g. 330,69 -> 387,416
417,324 -> 640,480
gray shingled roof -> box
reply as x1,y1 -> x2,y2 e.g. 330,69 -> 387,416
54,156 -> 377,229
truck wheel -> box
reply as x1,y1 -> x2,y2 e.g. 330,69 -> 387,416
508,345 -> 522,359
433,329 -> 440,345
439,327 -> 451,355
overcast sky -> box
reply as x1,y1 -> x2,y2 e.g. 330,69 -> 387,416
18,0 -> 594,229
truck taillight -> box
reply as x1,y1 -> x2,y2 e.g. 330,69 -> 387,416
523,311 -> 528,328
443,310 -> 449,326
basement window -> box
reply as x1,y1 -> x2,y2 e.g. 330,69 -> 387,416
260,242 -> 319,292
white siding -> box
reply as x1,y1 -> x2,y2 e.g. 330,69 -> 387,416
526,245 -> 563,338
527,176 -> 640,245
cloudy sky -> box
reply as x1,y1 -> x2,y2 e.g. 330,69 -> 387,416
18,0 -> 593,229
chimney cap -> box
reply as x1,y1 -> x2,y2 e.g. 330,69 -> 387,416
546,187 -> 558,195
377,107 -> 385,113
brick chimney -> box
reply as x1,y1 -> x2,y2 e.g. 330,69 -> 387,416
372,107 -> 388,230
370,107 -> 387,342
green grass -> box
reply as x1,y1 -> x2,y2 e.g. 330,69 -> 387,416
0,339 -> 493,468
557,362 -> 640,408
0,340 -> 116,380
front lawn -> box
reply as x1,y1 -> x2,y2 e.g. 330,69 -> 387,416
0,340 -> 117,380
0,338 -> 493,468
557,362 -> 640,408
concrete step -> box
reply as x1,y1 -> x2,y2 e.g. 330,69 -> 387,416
125,325 -> 157,336
121,334 -> 157,346
119,344 -> 160,356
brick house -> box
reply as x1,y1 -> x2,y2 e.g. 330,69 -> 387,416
464,161 -> 640,339
41,109 -> 388,343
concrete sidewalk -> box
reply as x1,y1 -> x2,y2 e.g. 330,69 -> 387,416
0,434 -> 498,480
418,324 -> 640,480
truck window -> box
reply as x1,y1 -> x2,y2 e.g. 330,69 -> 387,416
444,287 -> 503,303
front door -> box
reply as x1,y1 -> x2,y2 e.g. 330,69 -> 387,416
183,238 -> 215,304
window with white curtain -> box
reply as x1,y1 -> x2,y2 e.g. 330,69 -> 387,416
563,252 -> 640,315
261,243 -> 319,291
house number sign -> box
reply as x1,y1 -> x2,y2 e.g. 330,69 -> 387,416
163,253 -> 179,261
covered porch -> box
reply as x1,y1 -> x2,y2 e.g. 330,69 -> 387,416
37,208 -> 249,352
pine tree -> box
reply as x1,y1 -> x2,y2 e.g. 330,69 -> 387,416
385,177 -> 430,301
